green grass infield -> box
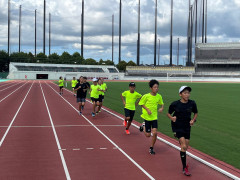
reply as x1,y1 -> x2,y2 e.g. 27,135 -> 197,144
55,80 -> 240,169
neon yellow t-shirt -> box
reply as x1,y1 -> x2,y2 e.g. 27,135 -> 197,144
99,83 -> 107,95
139,93 -> 164,121
71,80 -> 78,88
90,84 -> 100,98
59,80 -> 64,87
122,90 -> 142,111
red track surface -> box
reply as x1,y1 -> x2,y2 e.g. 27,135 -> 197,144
0,80 -> 239,180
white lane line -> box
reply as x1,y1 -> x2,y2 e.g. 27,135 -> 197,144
46,82 -> 155,180
100,148 -> 107,150
0,81 -> 23,92
73,148 -> 80,151
86,148 -> 94,150
40,82 -> 71,180
0,125 -> 122,128
0,81 -> 34,147
50,81 -> 240,180
0,81 -> 28,103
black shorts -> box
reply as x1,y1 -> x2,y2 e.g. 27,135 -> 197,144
176,128 -> 191,140
77,98 -> 86,103
91,97 -> 99,103
98,95 -> 103,102
144,120 -> 158,133
59,86 -> 64,89
124,108 -> 135,121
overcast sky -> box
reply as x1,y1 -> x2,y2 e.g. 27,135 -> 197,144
0,0 -> 240,65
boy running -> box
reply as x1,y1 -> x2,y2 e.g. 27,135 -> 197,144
59,76 -> 64,95
121,82 -> 142,135
71,77 -> 78,96
74,76 -> 89,115
167,86 -> 198,176
90,78 -> 102,117
98,78 -> 107,113
139,79 -> 164,155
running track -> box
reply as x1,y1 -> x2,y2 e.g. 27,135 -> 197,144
0,81 -> 239,180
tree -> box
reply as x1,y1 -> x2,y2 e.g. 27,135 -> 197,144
127,60 -> 137,66
36,52 -> 47,63
84,58 -> 98,65
72,52 -> 84,64
116,60 -> 127,71
0,50 -> 9,72
60,51 -> 72,64
49,53 -> 60,64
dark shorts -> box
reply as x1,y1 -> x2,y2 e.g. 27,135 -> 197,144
124,108 -> 135,121
176,128 -> 191,140
77,98 -> 86,103
91,97 -> 99,103
59,86 -> 63,89
144,120 -> 158,133
98,95 -> 103,102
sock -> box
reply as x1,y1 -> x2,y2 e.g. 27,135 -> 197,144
180,151 -> 186,170
150,147 -> 153,150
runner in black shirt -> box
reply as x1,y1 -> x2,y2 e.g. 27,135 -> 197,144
74,76 -> 88,115
167,86 -> 198,176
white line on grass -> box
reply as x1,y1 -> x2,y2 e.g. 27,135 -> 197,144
39,82 -> 71,180
0,81 -> 34,147
50,81 -> 240,180
46,82 -> 155,180
0,81 -> 28,103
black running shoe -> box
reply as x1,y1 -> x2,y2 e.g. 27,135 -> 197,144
149,148 -> 155,155
139,122 -> 145,132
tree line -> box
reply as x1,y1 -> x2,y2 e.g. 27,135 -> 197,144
0,50 -> 137,72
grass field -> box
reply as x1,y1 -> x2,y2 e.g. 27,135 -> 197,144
57,80 -> 240,169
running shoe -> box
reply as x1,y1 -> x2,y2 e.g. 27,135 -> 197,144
123,120 -> 127,127
183,165 -> 191,176
149,148 -> 155,155
139,122 -> 145,132
92,112 -> 95,117
125,129 -> 130,135
79,111 -> 82,115
96,111 -> 99,115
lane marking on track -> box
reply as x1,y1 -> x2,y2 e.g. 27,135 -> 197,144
0,81 -> 34,147
40,82 -> 71,180
0,81 -> 28,103
46,82 -> 155,180
0,81 -> 16,88
50,81 -> 240,180
73,148 -> 80,151
0,81 -> 23,92
0,125 -> 123,128
86,148 -> 94,150
100,148 -> 107,150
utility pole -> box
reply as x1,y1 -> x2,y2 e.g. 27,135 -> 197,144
158,39 -> 160,65
49,13 -> 51,56
8,0 -> 11,55
202,0 -> 205,43
205,0 -> 207,43
81,0 -> 84,58
154,0 -> 157,66
170,0 -> 173,66
112,14 -> 114,62
43,0 -> 46,54
119,0 -> 122,63
35,9 -> 37,57
19,5 -> 22,53
137,0 -> 140,65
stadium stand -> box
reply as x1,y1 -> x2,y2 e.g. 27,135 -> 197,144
8,62 -> 124,80
195,43 -> 240,77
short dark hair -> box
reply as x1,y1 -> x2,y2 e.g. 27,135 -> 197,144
83,76 -> 87,79
149,79 -> 159,88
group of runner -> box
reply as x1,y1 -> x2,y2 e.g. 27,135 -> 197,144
121,79 -> 198,176
59,77 -> 198,176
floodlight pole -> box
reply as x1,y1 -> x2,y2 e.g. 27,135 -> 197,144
170,0 -> 173,66
205,0 -> 207,43
137,0 -> 140,65
81,0 -> 84,58
19,5 -> 22,53
177,38 -> 179,66
35,9 -> 37,57
43,0 -> 46,54
202,0 -> 204,43
158,39 -> 160,65
119,0 -> 122,63
8,0 -> 11,55
49,13 -> 51,55
154,0 -> 157,66
195,0 -> 197,44
112,14 -> 114,62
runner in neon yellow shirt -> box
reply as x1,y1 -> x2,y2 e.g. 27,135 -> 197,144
98,78 -> 108,113
90,78 -> 103,117
71,77 -> 78,96
139,79 -> 164,155
121,82 -> 142,135
58,76 -> 64,95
